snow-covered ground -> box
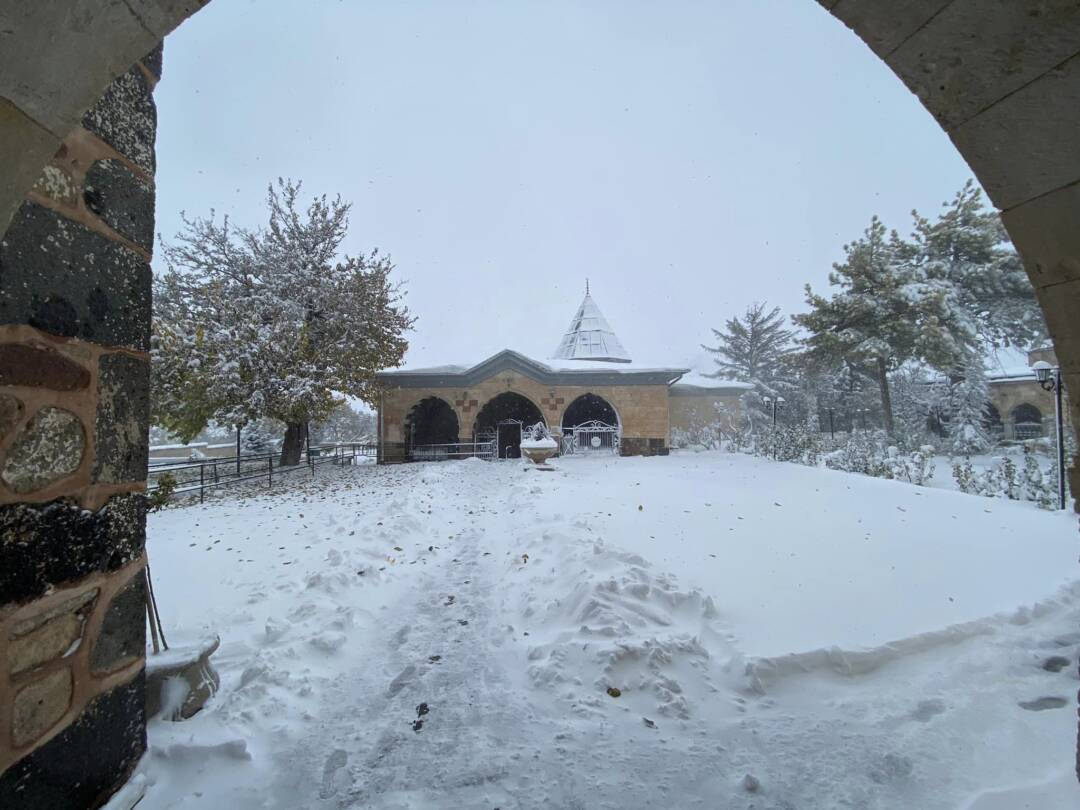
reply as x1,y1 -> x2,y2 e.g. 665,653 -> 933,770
133,452 -> 1080,809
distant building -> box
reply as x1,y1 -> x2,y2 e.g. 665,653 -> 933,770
985,346 -> 1071,441
375,289 -> 749,461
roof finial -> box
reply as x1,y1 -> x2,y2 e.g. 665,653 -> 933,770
586,278 -> 590,296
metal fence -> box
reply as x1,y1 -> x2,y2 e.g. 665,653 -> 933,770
407,440 -> 496,462
147,443 -> 377,502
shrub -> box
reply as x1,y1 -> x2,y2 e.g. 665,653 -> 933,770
148,473 -> 176,512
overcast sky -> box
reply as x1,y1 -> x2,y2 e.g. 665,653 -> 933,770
154,0 -> 978,373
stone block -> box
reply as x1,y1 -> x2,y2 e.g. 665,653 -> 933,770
31,164 -> 79,207
93,352 -> 150,485
84,158 -> 155,251
830,0 -> 950,58
0,201 -> 151,349
12,667 -> 73,747
90,573 -> 146,674
81,67 -> 156,174
0,671 -> 145,809
0,96 -> 61,237
950,53 -> 1080,211
1001,181 -> 1080,291
0,494 -> 145,605
8,609 -> 88,676
0,393 -> 23,440
885,0 -> 1080,130
0,1 -> 161,138
0,343 -> 91,390
141,41 -> 164,82
1,407 -> 85,494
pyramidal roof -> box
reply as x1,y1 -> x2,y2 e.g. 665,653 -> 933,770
552,288 -> 631,363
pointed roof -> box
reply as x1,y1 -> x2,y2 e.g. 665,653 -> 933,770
552,288 -> 631,363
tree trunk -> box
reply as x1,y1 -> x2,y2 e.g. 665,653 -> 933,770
875,356 -> 895,436
280,421 -> 305,467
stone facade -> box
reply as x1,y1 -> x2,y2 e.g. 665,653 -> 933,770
0,46 -> 159,808
379,367 -> 674,458
377,352 -> 748,460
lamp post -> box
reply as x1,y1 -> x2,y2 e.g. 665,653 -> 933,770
1032,360 -> 1067,510
762,395 -> 785,427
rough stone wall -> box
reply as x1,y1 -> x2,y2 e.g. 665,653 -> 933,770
379,372 -> 674,456
668,393 -> 744,438
0,49 -> 159,809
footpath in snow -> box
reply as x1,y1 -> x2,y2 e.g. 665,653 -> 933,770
135,452 -> 1080,809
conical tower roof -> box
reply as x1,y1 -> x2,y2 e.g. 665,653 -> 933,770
552,286 -> 631,363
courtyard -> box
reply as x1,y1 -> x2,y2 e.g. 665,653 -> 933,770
137,452 -> 1079,809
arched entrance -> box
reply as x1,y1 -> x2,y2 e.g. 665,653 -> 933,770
473,392 -> 544,459
405,397 -> 459,460
1011,403 -> 1044,440
561,393 -> 621,455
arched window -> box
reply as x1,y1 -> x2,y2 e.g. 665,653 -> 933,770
561,393 -> 619,429
1010,403 -> 1043,440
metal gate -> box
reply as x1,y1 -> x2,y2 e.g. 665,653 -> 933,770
561,420 -> 620,455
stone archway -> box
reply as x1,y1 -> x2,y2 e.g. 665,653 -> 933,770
404,396 -> 460,458
2,1 -> 1080,803
473,392 -> 545,459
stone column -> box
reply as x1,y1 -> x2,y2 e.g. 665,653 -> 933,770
0,46 -> 160,808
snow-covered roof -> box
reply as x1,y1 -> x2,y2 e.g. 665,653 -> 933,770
378,349 -> 687,388
674,372 -> 754,390
551,291 -> 631,363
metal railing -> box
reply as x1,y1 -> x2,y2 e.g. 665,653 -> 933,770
147,443 -> 377,502
407,440 -> 496,462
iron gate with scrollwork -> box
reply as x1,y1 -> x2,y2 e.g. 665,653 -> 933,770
560,419 -> 620,455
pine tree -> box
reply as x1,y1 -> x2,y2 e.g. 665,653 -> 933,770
946,354 -> 992,456
153,179 -> 414,466
794,216 -> 965,435
703,302 -> 793,385
911,180 -> 1046,350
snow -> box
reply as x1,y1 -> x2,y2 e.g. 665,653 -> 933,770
139,453 -> 1080,809
520,436 -> 557,450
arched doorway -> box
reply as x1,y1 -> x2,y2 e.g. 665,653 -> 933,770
473,392 -> 544,459
405,397 -> 459,460
983,403 -> 1004,441
1011,403 -> 1044,440
561,393 -> 621,454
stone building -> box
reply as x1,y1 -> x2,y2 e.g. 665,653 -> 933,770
375,291 -> 750,461
985,346 -> 1073,441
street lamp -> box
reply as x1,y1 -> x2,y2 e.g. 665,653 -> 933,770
1032,360 -> 1067,510
762,395 -> 785,427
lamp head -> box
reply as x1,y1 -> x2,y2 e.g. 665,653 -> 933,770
1031,360 -> 1053,383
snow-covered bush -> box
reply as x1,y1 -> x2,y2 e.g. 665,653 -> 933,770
824,431 -> 936,485
952,446 -> 1060,509
887,445 -> 936,485
756,423 -> 822,467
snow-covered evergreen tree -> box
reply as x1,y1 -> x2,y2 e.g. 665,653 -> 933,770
703,302 -> 796,430
946,354 -> 991,456
795,216 -> 969,435
242,419 -> 281,454
153,179 -> 414,465
911,180 -> 1046,350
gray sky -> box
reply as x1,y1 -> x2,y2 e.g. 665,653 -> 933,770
154,0 -> 976,372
